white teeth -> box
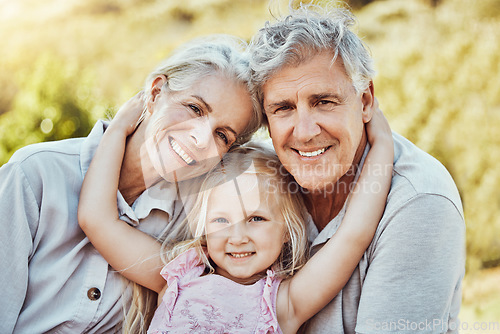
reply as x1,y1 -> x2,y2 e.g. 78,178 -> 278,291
170,138 -> 194,165
230,252 -> 253,258
298,148 -> 326,157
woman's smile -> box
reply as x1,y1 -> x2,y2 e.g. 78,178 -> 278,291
168,136 -> 196,166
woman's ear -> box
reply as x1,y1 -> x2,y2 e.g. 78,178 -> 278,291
147,75 -> 168,112
361,81 -> 375,124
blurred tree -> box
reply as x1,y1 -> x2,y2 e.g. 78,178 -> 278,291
0,54 -> 109,165
0,67 -> 17,116
419,0 -> 443,7
358,0 -> 500,272
347,0 -> 375,9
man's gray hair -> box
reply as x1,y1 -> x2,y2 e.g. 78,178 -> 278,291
250,3 -> 375,103
144,35 -> 262,145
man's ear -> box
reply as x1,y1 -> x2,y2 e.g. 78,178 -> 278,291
361,81 -> 375,123
147,75 -> 168,112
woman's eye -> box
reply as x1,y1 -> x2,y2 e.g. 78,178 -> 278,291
216,131 -> 229,145
189,104 -> 202,116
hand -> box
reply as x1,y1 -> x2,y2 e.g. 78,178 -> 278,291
108,91 -> 146,136
366,97 -> 392,147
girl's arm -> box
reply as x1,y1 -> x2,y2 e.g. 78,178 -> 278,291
278,106 -> 394,332
78,93 -> 166,293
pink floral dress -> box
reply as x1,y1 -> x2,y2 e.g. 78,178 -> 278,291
147,248 -> 283,334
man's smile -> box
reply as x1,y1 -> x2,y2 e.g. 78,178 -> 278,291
295,146 -> 331,157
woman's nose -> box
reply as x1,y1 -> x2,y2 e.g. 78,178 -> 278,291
190,116 -> 217,150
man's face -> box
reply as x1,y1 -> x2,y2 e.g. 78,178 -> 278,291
262,52 -> 373,192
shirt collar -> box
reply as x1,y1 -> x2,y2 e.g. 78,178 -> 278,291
307,142 -> 371,248
80,120 -> 179,226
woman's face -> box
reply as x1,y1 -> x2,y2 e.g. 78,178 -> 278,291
143,74 -> 254,182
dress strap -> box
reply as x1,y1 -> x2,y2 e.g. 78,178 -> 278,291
158,247 -> 205,324
256,269 -> 282,333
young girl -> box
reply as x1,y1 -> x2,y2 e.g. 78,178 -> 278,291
78,103 -> 393,333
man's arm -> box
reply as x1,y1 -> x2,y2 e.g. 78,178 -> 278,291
355,193 -> 465,334
0,162 -> 39,333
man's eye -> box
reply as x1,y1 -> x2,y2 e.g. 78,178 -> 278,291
266,105 -> 291,115
274,106 -> 291,114
317,99 -> 340,108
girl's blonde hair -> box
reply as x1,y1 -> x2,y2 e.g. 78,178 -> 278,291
123,141 -> 309,333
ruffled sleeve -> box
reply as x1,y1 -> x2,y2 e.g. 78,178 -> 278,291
158,248 -> 205,324
256,269 -> 283,334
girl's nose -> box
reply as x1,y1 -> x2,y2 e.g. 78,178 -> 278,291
228,221 -> 249,245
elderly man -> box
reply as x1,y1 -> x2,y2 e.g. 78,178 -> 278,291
250,5 -> 465,334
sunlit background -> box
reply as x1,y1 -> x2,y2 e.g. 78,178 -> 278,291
1,0 -> 499,327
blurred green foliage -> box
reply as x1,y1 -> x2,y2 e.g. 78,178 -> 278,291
0,54 -> 108,159
0,0 -> 499,277
356,0 -> 500,273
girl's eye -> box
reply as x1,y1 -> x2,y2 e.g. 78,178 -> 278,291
216,131 -> 229,145
250,216 -> 266,223
189,104 -> 202,116
212,217 -> 228,224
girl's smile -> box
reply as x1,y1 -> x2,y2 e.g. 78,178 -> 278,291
228,252 -> 254,259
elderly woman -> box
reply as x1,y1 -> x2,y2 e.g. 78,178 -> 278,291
0,35 -> 262,333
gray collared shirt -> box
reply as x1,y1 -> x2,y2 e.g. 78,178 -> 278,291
302,132 -> 465,334
0,121 -> 188,333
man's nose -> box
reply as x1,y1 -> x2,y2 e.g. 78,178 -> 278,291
292,106 -> 321,143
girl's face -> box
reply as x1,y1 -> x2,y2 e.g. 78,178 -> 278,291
142,74 -> 254,183
205,172 -> 287,284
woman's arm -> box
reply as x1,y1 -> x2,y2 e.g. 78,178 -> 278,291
279,106 -> 394,332
78,93 -> 166,293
